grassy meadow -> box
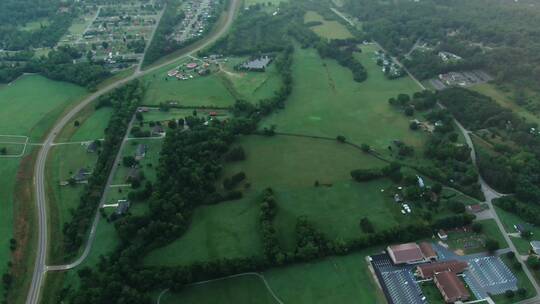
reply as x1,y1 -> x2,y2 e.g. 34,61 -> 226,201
155,249 -> 386,304
0,75 -> 87,141
304,11 -> 353,40
261,45 -> 425,154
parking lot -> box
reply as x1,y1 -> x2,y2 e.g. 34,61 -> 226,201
429,70 -> 493,90
371,254 -> 427,304
433,244 -> 518,299
372,244 -> 519,303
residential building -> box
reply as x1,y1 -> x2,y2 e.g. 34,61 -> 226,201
434,271 -> 470,303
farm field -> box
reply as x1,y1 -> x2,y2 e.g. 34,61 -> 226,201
0,75 -> 87,141
304,11 -> 353,40
157,249 -> 386,304
144,195 -> 263,266
141,58 -> 236,107
261,45 -> 425,154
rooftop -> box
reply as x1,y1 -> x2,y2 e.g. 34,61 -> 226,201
387,243 -> 424,264
434,271 -> 470,303
417,260 -> 468,279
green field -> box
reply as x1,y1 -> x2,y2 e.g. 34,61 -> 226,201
261,45 -> 425,154
20,18 -> 50,31
471,83 -> 540,126
0,75 -> 87,141
158,249 -> 386,304
219,57 -> 283,102
144,195 -> 263,266
141,59 -> 236,107
69,108 -> 113,142
304,11 -> 353,40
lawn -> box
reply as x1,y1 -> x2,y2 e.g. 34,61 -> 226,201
471,83 -> 540,126
57,107 -> 113,142
46,144 -> 99,263
141,58 -> 236,107
495,206 -> 540,255
111,138 -> 163,185
144,196 -> 264,266
261,45 -> 426,154
419,281 -> 445,304
218,57 -> 283,103
155,248 -> 386,304
445,219 -> 508,255
0,75 -> 87,141
304,11 -> 353,40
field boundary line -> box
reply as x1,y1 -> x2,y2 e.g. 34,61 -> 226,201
0,135 -> 29,158
157,272 -> 284,304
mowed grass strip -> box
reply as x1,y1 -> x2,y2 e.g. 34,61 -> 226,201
261,46 -> 425,153
304,11 -> 353,40
0,75 -> 87,141
144,196 -> 263,266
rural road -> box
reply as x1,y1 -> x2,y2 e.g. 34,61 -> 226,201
332,6 -> 540,301
26,0 -> 240,303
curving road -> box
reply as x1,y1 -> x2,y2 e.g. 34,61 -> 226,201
26,0 -> 240,302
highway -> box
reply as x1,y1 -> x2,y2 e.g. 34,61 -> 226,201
26,0 -> 240,302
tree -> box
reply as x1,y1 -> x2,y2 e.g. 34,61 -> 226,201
0,147 -> 6,155
505,289 -> 515,299
431,183 -> 442,194
448,200 -> 466,213
517,287 -> 527,298
360,217 -> 374,233
527,255 -> 540,270
506,251 -> 515,259
360,143 -> 370,152
74,120 -> 80,127
336,135 -> 346,143
409,121 -> 419,130
122,156 -> 137,167
471,222 -> 483,233
404,107 -> 414,116
168,120 -> 177,129
485,238 -> 500,252
397,93 -> 410,105
102,41 -> 109,49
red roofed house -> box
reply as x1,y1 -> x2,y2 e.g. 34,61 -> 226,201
419,242 -> 438,262
416,260 -> 468,279
387,243 -> 425,265
434,271 -> 470,303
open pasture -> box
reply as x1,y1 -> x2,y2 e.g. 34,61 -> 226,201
0,75 -> 87,141
261,45 -> 425,154
304,11 -> 353,40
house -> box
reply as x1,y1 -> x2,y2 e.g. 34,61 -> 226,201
515,223 -> 533,234
115,200 -> 130,215
151,125 -> 164,136
466,204 -> 484,214
72,168 -> 91,183
434,271 -> 470,303
135,144 -> 147,161
126,167 -> 141,182
416,260 -> 468,279
417,175 -> 425,188
531,241 -> 540,255
387,243 -> 425,265
419,242 -> 438,262
438,230 -> 448,241
87,141 -> 98,153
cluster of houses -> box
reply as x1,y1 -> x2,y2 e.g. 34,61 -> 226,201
375,50 -> 404,79
171,0 -> 216,43
438,51 -> 462,63
237,56 -> 273,72
387,242 -> 471,303
167,61 -> 211,80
